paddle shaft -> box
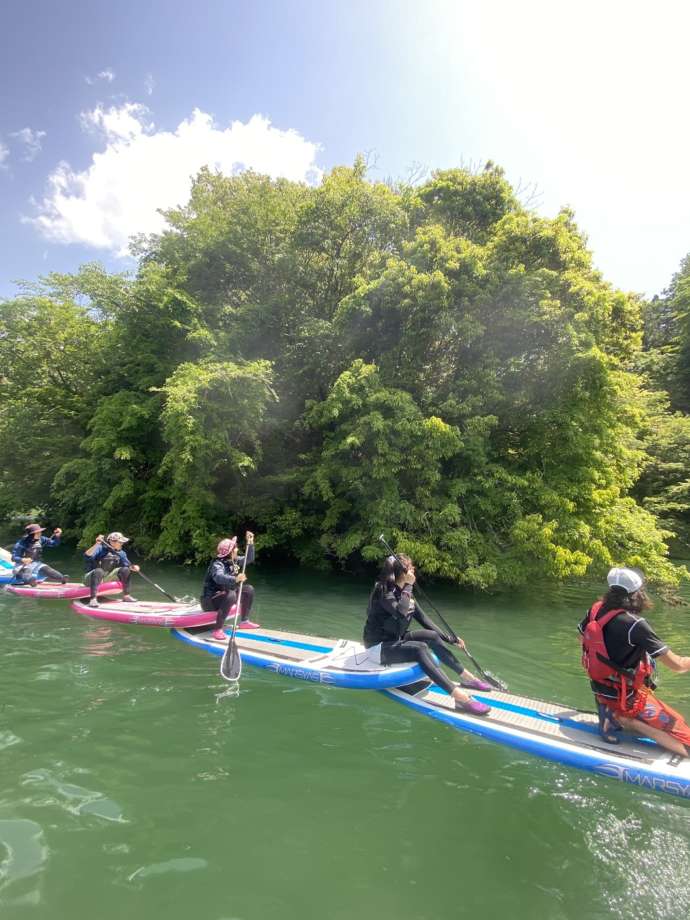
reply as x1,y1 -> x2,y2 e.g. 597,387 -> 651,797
135,569 -> 179,604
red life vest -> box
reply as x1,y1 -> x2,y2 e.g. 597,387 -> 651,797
581,600 -> 653,716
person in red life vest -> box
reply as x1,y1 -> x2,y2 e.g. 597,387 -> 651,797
579,567 -> 690,757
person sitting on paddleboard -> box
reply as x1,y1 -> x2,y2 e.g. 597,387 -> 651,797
201,531 -> 258,640
11,523 -> 68,585
580,567 -> 690,756
84,532 -> 140,607
363,554 -> 492,716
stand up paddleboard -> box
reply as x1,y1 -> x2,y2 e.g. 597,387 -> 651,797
70,598 -> 215,627
0,557 -> 15,585
5,580 -> 121,599
384,681 -> 690,800
173,626 -> 425,689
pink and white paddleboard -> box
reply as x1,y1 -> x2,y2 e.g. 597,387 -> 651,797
70,598 -> 214,627
5,580 -> 122,600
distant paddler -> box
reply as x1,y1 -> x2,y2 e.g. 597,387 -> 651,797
580,567 -> 690,756
84,532 -> 140,607
11,523 -> 68,585
201,531 -> 258,640
363,553 -> 492,715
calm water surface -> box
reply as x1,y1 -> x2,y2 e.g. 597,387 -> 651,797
1,548 -> 690,920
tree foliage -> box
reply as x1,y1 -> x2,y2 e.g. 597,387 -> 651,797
0,162 -> 687,585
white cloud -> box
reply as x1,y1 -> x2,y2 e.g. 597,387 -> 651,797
80,102 -> 154,141
85,68 -> 115,85
0,140 -> 8,169
10,127 -> 47,161
144,73 -> 154,96
28,106 -> 322,254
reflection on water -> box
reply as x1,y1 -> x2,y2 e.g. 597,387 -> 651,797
0,552 -> 689,919
0,819 -> 48,907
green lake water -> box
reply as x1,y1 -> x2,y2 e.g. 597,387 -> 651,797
2,548 -> 690,920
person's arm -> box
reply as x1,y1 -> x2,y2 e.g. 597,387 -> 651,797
11,540 -> 25,563
379,586 -> 413,621
210,559 -> 236,589
657,650 -> 690,673
85,537 -> 105,558
412,604 -> 454,641
44,528 -> 62,548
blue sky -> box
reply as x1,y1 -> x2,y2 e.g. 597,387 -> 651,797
1,0 -> 689,299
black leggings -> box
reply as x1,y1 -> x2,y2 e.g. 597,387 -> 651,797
380,630 -> 465,695
16,563 -> 65,583
201,584 -> 255,630
85,566 -> 131,599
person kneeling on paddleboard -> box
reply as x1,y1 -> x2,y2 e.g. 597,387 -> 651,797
580,567 -> 690,757
201,531 -> 258,640
363,554 -> 492,715
84,532 -> 140,607
11,523 -> 68,585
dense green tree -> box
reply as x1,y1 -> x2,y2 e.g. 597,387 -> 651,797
0,162 -> 687,585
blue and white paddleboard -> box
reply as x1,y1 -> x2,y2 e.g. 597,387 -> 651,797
172,626 -> 424,689
384,681 -> 690,800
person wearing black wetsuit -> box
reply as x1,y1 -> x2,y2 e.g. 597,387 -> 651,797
201,531 -> 257,639
364,554 -> 491,715
11,523 -> 67,585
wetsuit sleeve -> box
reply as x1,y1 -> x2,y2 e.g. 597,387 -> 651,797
412,604 -> 452,642
628,618 -> 668,658
237,544 -> 255,567
210,559 -> 236,589
119,549 -> 132,567
11,540 -> 26,563
379,586 -> 413,621
43,535 -> 60,548
85,544 -> 105,561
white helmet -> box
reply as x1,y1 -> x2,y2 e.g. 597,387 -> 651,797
607,567 -> 644,594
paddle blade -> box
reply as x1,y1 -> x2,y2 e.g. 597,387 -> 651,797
484,671 -> 508,691
220,639 -> 242,682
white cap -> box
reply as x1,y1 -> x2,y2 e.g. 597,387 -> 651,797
107,532 -> 129,544
607,567 -> 644,594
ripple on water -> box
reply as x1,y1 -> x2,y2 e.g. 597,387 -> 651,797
582,805 -> 690,920
0,732 -> 21,751
125,856 -> 208,887
0,818 -> 48,907
21,768 -> 128,824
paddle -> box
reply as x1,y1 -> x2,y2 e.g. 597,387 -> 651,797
98,537 -> 194,604
134,569 -> 195,605
220,546 -> 250,683
377,534 -> 508,691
